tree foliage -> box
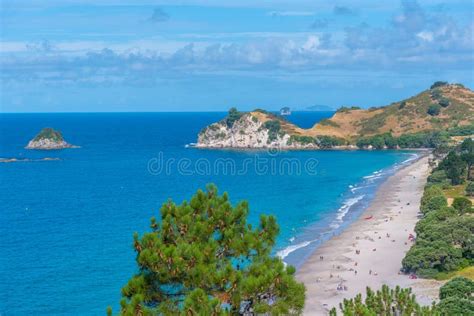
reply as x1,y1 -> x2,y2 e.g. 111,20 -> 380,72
329,285 -> 438,315
263,120 -> 282,142
226,107 -> 243,128
438,277 -> 474,315
33,127 -> 65,142
438,98 -> 450,108
430,81 -> 448,89
452,197 -> 473,214
403,143 -> 474,277
466,182 -> 474,197
461,138 -> 474,180
355,131 -> 450,150
114,184 -> 305,315
438,151 -> 467,185
427,104 -> 441,116
439,276 -> 474,300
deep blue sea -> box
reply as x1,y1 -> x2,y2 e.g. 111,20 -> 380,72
0,112 -> 418,315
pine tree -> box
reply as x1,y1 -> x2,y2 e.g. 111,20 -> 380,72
329,285 -> 438,315
112,184 -> 305,315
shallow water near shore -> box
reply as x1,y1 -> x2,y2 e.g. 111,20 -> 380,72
0,112 -> 415,315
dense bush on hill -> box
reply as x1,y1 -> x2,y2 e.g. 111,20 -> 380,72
431,81 -> 448,89
33,127 -> 65,142
447,124 -> 474,136
355,131 -> 451,149
336,106 -> 361,113
288,135 -> 316,145
439,98 -> 450,107
427,104 -> 441,116
316,135 -> 346,148
263,120 -> 282,142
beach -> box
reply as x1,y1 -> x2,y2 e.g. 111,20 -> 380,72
296,154 -> 444,315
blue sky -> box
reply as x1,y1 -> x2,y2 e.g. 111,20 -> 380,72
1,0 -> 473,112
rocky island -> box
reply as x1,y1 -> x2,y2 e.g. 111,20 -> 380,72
197,82 -> 474,150
26,128 -> 77,150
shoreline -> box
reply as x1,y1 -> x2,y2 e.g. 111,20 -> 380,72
277,151 -> 421,268
296,153 -> 443,315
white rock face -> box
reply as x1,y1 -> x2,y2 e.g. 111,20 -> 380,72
197,113 -> 319,149
25,139 -> 74,150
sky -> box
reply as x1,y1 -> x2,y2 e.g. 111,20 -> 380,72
0,0 -> 473,112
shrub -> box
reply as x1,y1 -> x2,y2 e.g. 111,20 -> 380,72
316,136 -> 345,148
336,106 -> 361,113
226,107 -> 243,127
264,120 -> 281,142
439,98 -> 450,107
430,81 -> 448,89
447,124 -> 474,136
438,296 -> 474,315
318,119 -> 340,128
438,277 -> 474,315
427,170 -> 449,186
288,135 -> 316,145
430,89 -> 442,100
427,104 -> 441,116
439,276 -> 474,300
421,185 -> 445,213
399,101 -> 406,109
466,182 -> 474,196
329,285 -> 438,315
452,197 -> 472,214
422,195 -> 448,214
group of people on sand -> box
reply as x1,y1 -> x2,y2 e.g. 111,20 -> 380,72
336,283 -> 348,291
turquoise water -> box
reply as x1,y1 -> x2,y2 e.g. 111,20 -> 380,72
0,113 -> 416,315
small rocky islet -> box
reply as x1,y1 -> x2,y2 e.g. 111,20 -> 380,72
25,127 -> 78,150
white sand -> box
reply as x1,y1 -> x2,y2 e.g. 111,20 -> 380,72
296,155 -> 444,315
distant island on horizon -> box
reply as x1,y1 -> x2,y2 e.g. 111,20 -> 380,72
25,127 -> 78,150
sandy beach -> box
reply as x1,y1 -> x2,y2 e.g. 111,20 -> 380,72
296,154 -> 444,315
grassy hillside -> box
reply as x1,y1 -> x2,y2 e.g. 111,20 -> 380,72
309,83 -> 474,140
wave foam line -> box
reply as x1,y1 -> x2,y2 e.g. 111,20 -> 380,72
276,240 -> 314,260
330,194 -> 366,228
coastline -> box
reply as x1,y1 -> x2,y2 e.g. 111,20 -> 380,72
296,153 -> 443,315
276,150 -> 426,267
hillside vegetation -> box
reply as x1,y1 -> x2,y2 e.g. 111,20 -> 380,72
33,128 -> 65,142
198,82 -> 473,149
310,82 -> 474,140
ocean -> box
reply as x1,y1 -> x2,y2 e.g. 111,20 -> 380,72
0,112 -> 418,315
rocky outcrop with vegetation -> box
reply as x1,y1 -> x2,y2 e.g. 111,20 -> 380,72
197,83 -> 474,150
26,128 -> 77,150
197,108 -> 347,149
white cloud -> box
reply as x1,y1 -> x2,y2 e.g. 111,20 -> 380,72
416,31 -> 433,42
